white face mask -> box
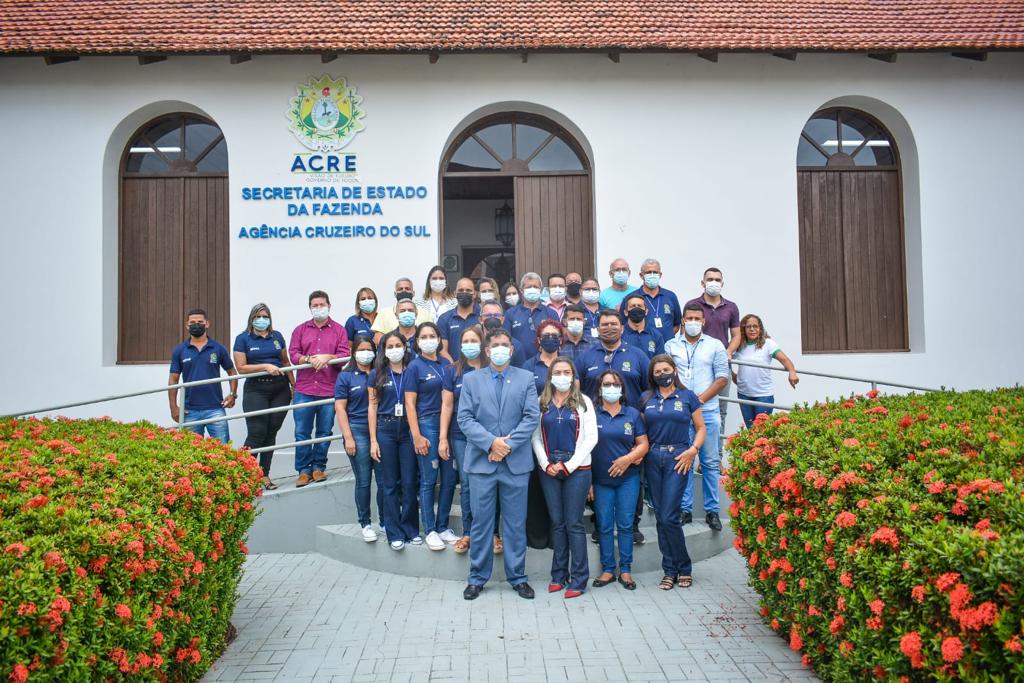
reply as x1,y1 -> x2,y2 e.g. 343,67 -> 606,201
684,320 -> 703,337
566,320 -> 585,336
704,281 -> 723,297
310,306 -> 330,321
581,289 -> 600,304
354,350 -> 375,366
479,291 -> 496,303
385,347 -> 405,363
548,286 -> 566,302
523,287 -> 542,303
430,278 -> 447,293
551,375 -> 573,393
418,338 -> 439,355
505,294 -> 520,307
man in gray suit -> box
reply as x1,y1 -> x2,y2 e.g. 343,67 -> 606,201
457,327 -> 541,600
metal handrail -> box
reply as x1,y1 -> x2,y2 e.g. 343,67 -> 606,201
721,395 -> 795,411
728,358 -> 940,393
180,398 -> 335,428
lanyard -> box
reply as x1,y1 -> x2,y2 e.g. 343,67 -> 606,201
684,337 -> 702,369
389,368 -> 404,400
644,292 -> 661,314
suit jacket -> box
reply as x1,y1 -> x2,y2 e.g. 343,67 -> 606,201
457,365 -> 540,475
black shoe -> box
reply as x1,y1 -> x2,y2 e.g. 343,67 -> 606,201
590,530 -> 599,544
706,512 -> 722,531
463,584 -> 483,600
633,529 -> 645,545
512,582 -> 535,599
682,511 -> 693,525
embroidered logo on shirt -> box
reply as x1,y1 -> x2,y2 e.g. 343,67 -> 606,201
663,304 -> 671,314
648,341 -> 656,353
621,361 -> 632,372
624,422 -> 634,435
274,340 -> 282,350
209,353 -> 218,364
673,400 -> 684,411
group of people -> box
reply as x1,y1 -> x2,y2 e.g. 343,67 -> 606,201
167,259 -> 800,598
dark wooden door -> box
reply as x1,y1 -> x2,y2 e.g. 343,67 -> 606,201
119,177 -> 229,363
798,170 -> 907,353
513,175 -> 593,278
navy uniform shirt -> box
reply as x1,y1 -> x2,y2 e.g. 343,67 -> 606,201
404,355 -> 451,418
334,367 -> 371,425
504,304 -> 556,357
581,306 -> 601,340
622,325 -> 664,359
170,338 -> 234,411
521,354 -> 556,395
576,343 -> 650,408
437,306 -> 480,361
623,286 -> 683,344
368,368 -> 407,418
561,336 -> 594,362
344,314 -> 375,342
442,365 -> 478,440
593,405 -> 646,486
540,402 -> 579,456
233,330 -> 287,367
642,388 -> 702,447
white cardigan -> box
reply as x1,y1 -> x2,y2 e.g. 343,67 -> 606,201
531,394 -> 598,473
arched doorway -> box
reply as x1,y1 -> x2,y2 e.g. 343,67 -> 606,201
439,112 -> 593,285
118,113 -> 229,363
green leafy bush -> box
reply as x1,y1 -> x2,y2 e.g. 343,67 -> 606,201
725,388 -> 1024,682
0,418 -> 263,681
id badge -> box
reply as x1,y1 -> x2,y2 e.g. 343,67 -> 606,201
590,327 -> 599,338
393,404 -> 404,417
654,317 -> 664,328
680,367 -> 693,382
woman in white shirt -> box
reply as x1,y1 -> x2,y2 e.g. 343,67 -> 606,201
532,357 -> 598,598
732,314 -> 799,428
414,265 -> 457,322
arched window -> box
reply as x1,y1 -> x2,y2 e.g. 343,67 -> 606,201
444,114 -> 588,174
796,108 -> 908,353
119,114 -> 229,363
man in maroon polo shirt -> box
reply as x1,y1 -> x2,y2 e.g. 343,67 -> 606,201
686,267 -> 741,439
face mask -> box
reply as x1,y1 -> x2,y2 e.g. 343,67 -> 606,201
523,287 -> 541,303
581,289 -> 600,304
398,311 -> 417,327
188,322 -> 206,338
704,281 -> 723,297
627,308 -> 646,324
566,283 -> 581,298
395,291 -> 413,302
655,373 -> 676,388
505,294 -> 520,307
566,320 -> 584,336
601,386 -> 623,403
385,347 -> 406,363
551,375 -> 573,393
489,346 -> 511,367
456,292 -> 474,308
548,287 -> 566,302
483,317 -> 503,332
461,342 -> 481,359
479,291 -> 495,303
252,316 -> 271,331
684,320 -> 703,337
358,298 -> 377,313
311,306 -> 330,321
355,350 -> 375,366
643,273 -> 662,289
418,338 -> 439,355
539,335 -> 561,353
612,270 -> 629,286
429,278 -> 447,293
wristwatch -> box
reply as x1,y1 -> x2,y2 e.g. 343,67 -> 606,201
229,392 -> 238,398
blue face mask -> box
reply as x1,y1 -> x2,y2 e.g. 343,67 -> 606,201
489,346 -> 511,367
539,336 -> 561,353
612,270 -> 629,286
398,311 -> 416,327
253,316 -> 271,331
461,342 -> 481,359
600,386 -> 623,403
358,298 -> 377,313
643,273 -> 661,289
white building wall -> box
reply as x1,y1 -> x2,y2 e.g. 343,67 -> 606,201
1,53 -> 1022,447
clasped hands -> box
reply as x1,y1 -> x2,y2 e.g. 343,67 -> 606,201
488,436 -> 511,462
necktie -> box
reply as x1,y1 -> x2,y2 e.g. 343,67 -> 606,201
494,372 -> 504,403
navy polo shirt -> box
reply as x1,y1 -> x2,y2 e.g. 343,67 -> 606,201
623,286 -> 682,344
334,368 -> 371,425
581,307 -> 601,340
593,405 -> 646,486
233,330 -> 287,367
404,355 -> 451,418
576,344 -> 650,408
522,354 -> 554,395
442,365 -> 477,439
622,325 -> 664,359
369,368 -> 406,417
344,314 -> 375,342
504,304 -> 555,357
541,402 -> 579,456
642,388 -> 702,447
437,306 -> 480,360
169,338 -> 234,411
561,336 -> 594,362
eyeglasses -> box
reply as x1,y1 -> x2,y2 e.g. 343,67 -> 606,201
540,334 -> 561,341
743,324 -> 761,329
481,314 -> 502,320
600,383 -> 622,389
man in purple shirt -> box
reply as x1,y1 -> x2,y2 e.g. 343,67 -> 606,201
288,290 -> 351,487
685,267 -> 741,439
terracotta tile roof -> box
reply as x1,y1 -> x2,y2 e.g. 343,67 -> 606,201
2,1 -> 1023,55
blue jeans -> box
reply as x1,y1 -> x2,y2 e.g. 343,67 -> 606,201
646,445 -> 692,577
682,410 -> 722,514
376,417 -> 419,542
450,436 -> 472,534
738,393 -> 775,429
348,423 -> 377,528
593,475 -> 641,574
416,414 -> 458,534
292,392 -> 335,474
184,407 -> 230,443
538,464 -> 592,591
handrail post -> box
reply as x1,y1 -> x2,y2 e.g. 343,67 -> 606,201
870,381 -> 878,393
178,379 -> 186,431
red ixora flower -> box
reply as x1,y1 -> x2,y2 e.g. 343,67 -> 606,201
835,511 -> 857,529
942,636 -> 964,663
911,585 -> 926,603
869,526 -> 900,549
9,663 -> 29,683
842,438 -> 860,447
114,603 -> 132,621
4,543 -> 29,558
900,632 -> 923,668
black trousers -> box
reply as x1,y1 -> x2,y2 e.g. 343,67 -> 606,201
242,375 -> 291,476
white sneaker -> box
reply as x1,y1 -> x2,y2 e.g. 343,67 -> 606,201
361,525 -> 378,542
439,529 -> 460,544
410,536 -> 424,545
425,531 -> 446,551
390,540 -> 405,550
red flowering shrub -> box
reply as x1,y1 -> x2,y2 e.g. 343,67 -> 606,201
725,388 -> 1024,680
0,418 -> 262,681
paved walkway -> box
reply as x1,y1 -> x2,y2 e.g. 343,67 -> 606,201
202,549 -> 817,683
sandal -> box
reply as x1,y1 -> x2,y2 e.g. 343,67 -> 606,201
453,536 -> 470,554
677,576 -> 693,589
659,576 -> 676,591
262,477 -> 278,491
618,574 -> 636,591
493,536 -> 504,555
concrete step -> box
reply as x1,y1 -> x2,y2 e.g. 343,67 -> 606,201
314,517 -> 734,583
